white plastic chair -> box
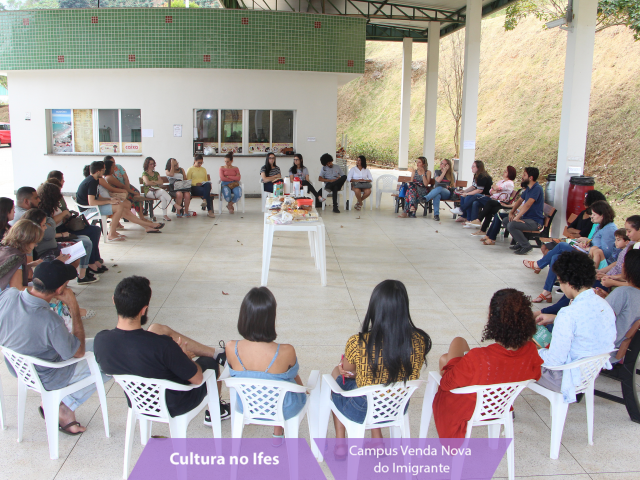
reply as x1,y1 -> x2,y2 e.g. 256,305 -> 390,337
113,369 -> 221,479
375,174 -> 398,209
73,200 -> 110,244
218,180 -> 245,214
419,371 -> 532,480
2,346 -> 110,460
0,375 -> 6,430
220,367 -> 321,461
347,185 -> 373,211
317,181 -> 347,211
317,374 -> 422,462
527,352 -> 612,459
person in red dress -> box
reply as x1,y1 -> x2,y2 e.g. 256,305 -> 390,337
433,288 -> 543,438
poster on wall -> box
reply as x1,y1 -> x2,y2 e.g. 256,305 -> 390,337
73,109 -> 94,153
52,109 -> 73,153
122,142 -> 142,153
99,143 -> 120,153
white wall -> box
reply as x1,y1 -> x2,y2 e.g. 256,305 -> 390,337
8,68 -> 358,194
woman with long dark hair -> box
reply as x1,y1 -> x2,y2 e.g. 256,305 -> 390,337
103,155 -> 146,220
288,153 -> 323,203
451,160 -> 493,223
0,197 -> 15,241
330,280 -> 431,452
433,289 -> 542,438
524,200 -> 618,303
219,152 -> 242,214
469,166 -> 517,241
260,152 -> 282,193
0,218 -> 44,290
423,158 -> 455,221
346,155 -> 373,211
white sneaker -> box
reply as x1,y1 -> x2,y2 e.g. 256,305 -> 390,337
450,207 -> 463,215
319,197 -> 326,203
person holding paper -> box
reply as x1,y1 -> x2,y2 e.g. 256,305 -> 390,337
0,219 -> 44,291
23,209 -> 98,285
187,154 -> 215,218
142,157 -> 174,222
524,200 -> 617,304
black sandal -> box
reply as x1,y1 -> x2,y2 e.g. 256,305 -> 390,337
59,421 -> 84,436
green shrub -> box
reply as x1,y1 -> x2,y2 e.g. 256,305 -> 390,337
345,140 -> 398,167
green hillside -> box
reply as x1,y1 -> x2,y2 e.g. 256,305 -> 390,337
337,14 -> 640,219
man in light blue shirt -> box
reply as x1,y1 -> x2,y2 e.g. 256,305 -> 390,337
537,250 -> 616,403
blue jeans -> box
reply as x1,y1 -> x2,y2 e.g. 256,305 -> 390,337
424,186 -> 451,215
221,181 -> 242,203
460,193 -> 484,220
71,225 -> 102,264
191,184 -> 213,211
487,212 -> 508,240
469,195 -> 490,222
538,242 -> 575,292
540,295 -> 571,333
76,235 -> 92,269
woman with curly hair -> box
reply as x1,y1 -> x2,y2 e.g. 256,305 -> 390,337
432,289 -> 543,438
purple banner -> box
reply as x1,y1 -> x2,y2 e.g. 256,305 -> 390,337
313,438 -> 510,480
129,438 -> 326,480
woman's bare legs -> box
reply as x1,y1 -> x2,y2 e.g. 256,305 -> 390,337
174,192 -> 184,214
121,208 -> 162,231
361,188 -> 372,201
183,192 -> 192,215
439,337 -> 471,374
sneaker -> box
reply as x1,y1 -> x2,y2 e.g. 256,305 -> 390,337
509,244 -> 521,250
204,401 -> 231,426
450,207 -> 463,215
77,274 -> 99,285
333,207 -> 340,213
434,215 -> 440,221
515,245 -> 534,255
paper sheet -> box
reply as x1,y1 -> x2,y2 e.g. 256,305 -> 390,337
61,242 -> 86,264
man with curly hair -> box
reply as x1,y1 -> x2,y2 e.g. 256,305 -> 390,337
536,251 -> 616,403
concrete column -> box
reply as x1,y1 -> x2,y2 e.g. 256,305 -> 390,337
551,0 -> 598,236
398,37 -> 413,169
423,21 -> 440,174
458,0 -> 482,182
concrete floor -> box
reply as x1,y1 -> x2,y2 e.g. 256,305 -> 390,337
0,146 -> 638,479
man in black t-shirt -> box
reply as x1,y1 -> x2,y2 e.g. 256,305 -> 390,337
94,276 -> 229,423
76,161 -> 125,241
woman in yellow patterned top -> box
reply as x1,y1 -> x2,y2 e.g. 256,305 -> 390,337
331,280 -> 431,453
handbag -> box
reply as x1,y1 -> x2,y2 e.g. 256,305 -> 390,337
172,180 -> 192,192
65,212 -> 89,232
226,181 -> 240,190
398,183 -> 408,198
353,182 -> 372,189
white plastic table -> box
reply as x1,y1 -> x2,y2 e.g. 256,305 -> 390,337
262,215 -> 326,287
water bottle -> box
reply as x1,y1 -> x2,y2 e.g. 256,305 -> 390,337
293,177 -> 301,196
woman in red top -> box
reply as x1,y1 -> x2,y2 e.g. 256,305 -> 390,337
433,288 -> 543,438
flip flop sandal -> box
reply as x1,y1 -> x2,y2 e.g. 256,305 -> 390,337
155,223 -> 165,230
271,434 -> 285,448
146,230 -> 162,234
59,421 -> 84,436
107,236 -> 126,242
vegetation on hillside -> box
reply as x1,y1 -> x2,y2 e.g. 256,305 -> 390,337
337,14 -> 640,219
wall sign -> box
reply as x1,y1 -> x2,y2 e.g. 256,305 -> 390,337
173,125 -> 182,137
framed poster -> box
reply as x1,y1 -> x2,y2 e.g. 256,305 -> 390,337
52,109 -> 73,153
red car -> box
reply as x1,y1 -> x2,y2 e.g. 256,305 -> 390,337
0,123 -> 10,146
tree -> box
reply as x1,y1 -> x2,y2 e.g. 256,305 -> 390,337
439,30 -> 465,158
505,0 -> 640,40
0,76 -> 7,91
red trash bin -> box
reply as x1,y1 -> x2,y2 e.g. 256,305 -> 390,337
566,176 -> 595,221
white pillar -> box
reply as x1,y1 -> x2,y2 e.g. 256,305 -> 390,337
398,37 -> 413,169
423,21 -> 440,174
458,0 -> 482,182
551,0 -> 598,236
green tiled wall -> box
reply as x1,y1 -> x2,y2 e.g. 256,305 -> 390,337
0,9 -> 365,73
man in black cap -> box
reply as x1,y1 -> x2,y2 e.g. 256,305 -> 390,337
0,260 -> 109,435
